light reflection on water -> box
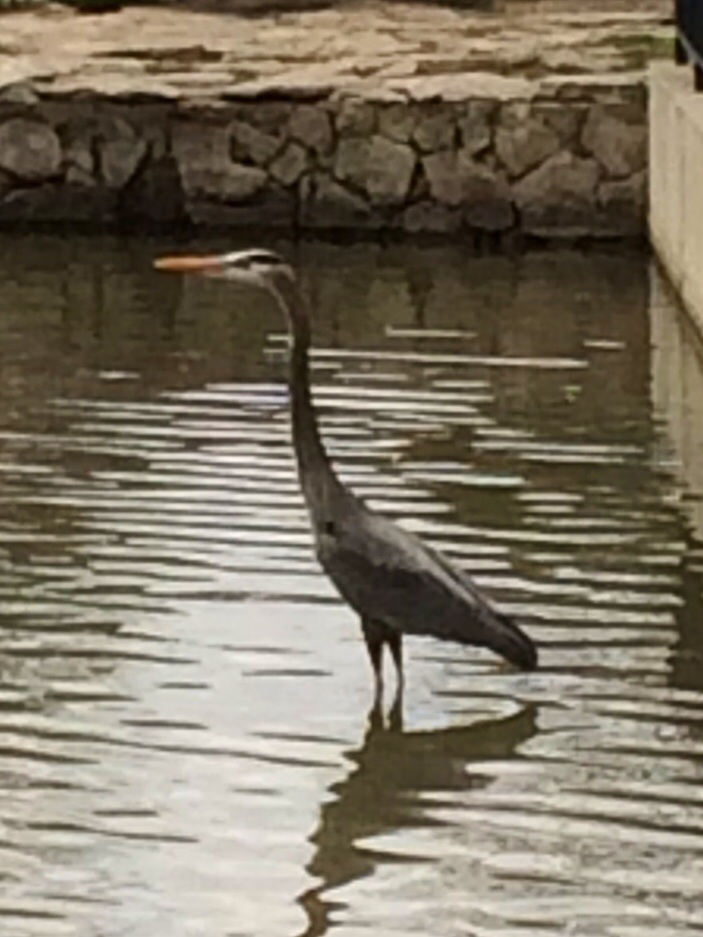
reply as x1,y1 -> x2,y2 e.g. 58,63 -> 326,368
0,235 -> 701,937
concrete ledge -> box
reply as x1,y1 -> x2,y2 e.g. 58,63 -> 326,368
649,62 -> 703,338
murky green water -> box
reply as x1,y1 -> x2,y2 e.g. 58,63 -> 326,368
0,235 -> 701,937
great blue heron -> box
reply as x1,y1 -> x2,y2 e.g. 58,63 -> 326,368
154,248 -> 538,695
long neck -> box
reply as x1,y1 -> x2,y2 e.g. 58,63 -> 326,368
271,276 -> 340,510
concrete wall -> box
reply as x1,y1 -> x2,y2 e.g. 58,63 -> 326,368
649,62 -> 703,339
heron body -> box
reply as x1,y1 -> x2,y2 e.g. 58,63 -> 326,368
155,248 -> 538,694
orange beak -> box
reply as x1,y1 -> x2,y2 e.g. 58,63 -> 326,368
153,254 -> 226,274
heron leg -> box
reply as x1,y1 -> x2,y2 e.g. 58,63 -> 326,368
388,686 -> 403,733
361,618 -> 385,698
361,619 -> 404,703
387,632 -> 404,689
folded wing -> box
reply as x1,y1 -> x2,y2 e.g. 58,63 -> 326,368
317,503 -> 537,671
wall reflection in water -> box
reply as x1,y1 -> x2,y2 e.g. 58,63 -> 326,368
650,267 -> 703,697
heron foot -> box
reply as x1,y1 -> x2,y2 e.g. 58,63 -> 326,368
366,682 -> 404,733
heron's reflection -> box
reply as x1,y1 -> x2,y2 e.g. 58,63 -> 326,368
298,698 -> 537,936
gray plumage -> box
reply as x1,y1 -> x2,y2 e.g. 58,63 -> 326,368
154,247 -> 538,692
315,494 -> 537,671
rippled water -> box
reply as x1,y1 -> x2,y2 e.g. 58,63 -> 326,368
0,235 -> 701,937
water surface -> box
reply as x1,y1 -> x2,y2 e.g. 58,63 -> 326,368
0,235 -> 701,937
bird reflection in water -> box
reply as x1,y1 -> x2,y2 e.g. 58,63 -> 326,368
297,700 -> 537,936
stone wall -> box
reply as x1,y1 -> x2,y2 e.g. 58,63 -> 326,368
0,76 -> 647,237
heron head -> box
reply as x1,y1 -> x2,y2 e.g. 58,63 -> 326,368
154,248 -> 295,292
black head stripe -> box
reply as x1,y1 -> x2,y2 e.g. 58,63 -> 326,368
244,251 -> 286,266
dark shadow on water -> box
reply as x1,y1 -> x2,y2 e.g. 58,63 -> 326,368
297,701 -> 537,936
